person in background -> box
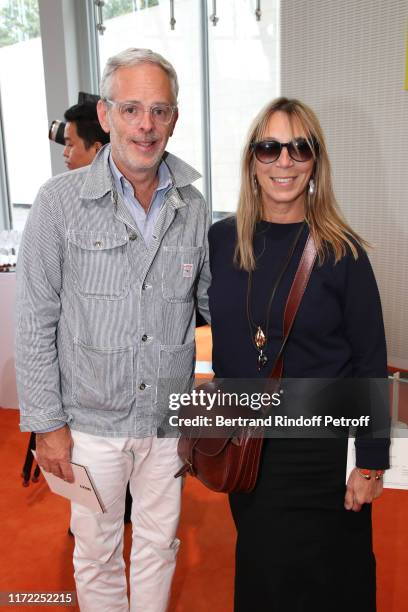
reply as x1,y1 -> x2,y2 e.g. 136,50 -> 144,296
208,97 -> 389,611
16,48 -> 210,612
63,102 -> 110,170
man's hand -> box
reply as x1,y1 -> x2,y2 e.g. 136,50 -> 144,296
344,468 -> 383,512
36,426 -> 74,482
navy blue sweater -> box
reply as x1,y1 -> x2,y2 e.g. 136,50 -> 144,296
208,217 -> 390,468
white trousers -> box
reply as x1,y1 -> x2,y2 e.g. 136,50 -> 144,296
70,431 -> 183,612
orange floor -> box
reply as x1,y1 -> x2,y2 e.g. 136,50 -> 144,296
1,326 -> 407,611
0,408 -> 235,612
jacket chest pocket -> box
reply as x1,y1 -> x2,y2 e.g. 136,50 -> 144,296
162,246 -> 202,302
67,231 -> 130,299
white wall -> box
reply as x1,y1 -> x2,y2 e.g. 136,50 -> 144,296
281,0 -> 408,367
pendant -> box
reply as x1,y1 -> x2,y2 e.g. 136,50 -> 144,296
257,350 -> 268,370
254,326 -> 266,349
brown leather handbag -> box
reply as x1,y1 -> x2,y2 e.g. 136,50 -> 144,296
174,234 -> 317,493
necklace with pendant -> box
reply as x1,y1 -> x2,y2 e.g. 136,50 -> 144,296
254,326 -> 268,368
246,222 -> 305,371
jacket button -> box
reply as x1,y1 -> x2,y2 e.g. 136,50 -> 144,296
139,382 -> 146,390
141,334 -> 148,342
129,233 -> 137,241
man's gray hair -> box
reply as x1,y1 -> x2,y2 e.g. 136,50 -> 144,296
100,48 -> 179,102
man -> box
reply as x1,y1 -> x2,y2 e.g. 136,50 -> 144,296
62,102 -> 110,170
16,48 -> 210,612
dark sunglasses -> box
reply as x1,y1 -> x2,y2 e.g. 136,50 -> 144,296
251,137 -> 318,163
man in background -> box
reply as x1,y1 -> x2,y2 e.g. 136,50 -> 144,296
62,102 -> 110,170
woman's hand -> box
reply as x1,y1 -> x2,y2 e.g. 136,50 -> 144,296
344,468 -> 383,512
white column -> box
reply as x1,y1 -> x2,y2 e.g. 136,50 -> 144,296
38,0 -> 99,176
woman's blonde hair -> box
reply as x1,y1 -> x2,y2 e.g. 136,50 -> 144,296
234,97 -> 367,271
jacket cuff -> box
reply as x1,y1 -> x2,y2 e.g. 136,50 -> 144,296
355,438 -> 391,470
19,414 -> 67,433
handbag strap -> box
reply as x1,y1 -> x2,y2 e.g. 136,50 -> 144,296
269,232 -> 317,380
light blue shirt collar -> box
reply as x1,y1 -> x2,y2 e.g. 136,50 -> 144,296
109,154 -> 172,198
108,154 -> 173,247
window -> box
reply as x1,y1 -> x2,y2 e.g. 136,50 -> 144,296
0,0 -> 51,230
207,0 -> 280,218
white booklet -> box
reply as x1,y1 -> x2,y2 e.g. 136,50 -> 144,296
32,451 -> 106,512
346,430 -> 408,489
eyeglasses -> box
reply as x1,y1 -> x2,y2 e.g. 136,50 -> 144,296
104,99 -> 177,126
251,138 -> 318,163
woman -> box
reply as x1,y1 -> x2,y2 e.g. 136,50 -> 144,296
208,98 -> 389,611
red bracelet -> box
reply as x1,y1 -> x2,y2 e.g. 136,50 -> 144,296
356,468 -> 385,481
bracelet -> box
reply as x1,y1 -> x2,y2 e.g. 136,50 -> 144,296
356,468 -> 385,481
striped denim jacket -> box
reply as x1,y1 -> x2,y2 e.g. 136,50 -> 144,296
15,145 -> 211,437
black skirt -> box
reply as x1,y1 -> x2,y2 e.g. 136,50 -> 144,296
229,438 -> 376,612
